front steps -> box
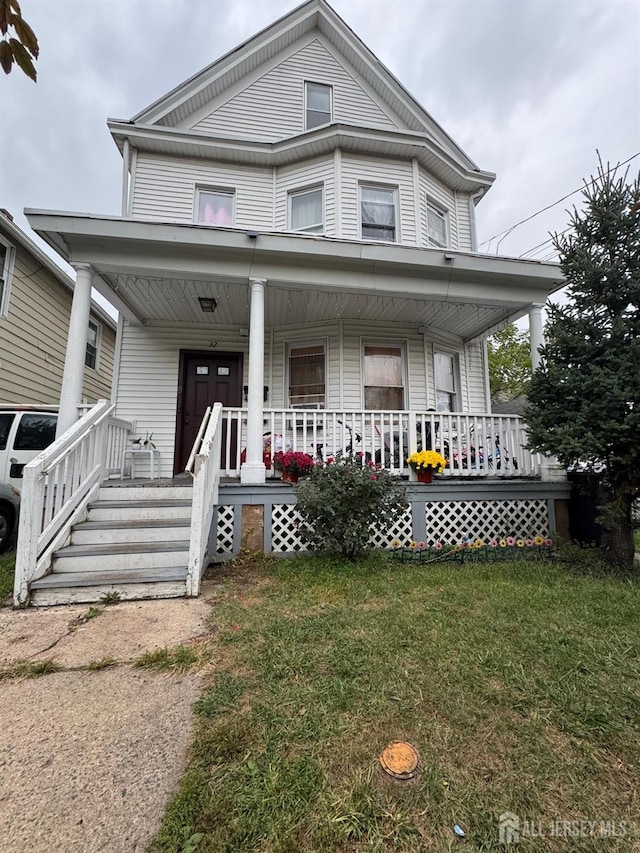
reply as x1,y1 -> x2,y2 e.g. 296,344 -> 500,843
30,485 -> 194,606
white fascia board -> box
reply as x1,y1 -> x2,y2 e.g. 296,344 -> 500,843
1,214 -> 117,329
107,121 -> 496,194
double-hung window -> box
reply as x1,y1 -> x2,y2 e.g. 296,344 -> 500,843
426,203 -> 448,248
434,351 -> 458,412
289,186 -> 323,234
85,320 -> 99,370
305,82 -> 332,130
363,344 -> 404,410
360,186 -> 397,242
196,189 -> 235,226
0,237 -> 15,317
288,342 -> 326,408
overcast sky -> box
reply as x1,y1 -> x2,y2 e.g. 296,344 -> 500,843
2,0 -> 639,307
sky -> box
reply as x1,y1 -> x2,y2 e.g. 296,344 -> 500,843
2,0 -> 639,316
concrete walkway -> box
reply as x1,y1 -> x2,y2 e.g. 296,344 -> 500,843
0,595 -> 211,853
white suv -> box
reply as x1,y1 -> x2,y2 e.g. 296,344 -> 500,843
0,407 -> 58,551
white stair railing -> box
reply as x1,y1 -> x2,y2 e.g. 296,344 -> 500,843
14,400 -> 133,606
186,403 -> 223,597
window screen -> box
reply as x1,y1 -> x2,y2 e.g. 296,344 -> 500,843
290,187 -> 323,233
361,187 -> 396,241
364,345 -> 404,410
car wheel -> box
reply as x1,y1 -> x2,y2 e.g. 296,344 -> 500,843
0,505 -> 14,553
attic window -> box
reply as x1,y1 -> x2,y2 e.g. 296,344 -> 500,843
305,82 -> 332,130
196,189 -> 234,226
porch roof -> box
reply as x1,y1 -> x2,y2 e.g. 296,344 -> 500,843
25,210 -> 564,340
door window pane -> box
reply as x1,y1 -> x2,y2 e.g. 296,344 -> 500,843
305,82 -> 331,129
85,320 -> 98,369
14,414 -> 58,450
361,186 -> 396,241
290,187 -> 323,233
364,345 -> 403,410
288,344 -> 325,407
197,191 -> 234,226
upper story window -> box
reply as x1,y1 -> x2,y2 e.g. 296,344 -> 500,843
434,350 -> 458,412
85,320 -> 99,370
360,186 -> 397,242
196,188 -> 234,226
363,344 -> 404,410
0,237 -> 15,317
287,342 -> 326,408
305,82 -> 332,130
427,203 -> 448,248
289,186 -> 323,234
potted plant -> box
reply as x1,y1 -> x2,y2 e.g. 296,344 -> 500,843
274,450 -> 315,483
406,449 -> 447,483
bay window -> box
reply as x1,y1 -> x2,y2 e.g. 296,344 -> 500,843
289,186 -> 323,233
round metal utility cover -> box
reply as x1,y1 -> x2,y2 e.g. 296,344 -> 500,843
379,741 -> 419,780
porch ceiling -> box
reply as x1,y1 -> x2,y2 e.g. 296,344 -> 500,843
98,273 -> 520,340
26,210 -> 564,340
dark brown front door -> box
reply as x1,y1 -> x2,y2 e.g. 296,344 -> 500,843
175,351 -> 243,474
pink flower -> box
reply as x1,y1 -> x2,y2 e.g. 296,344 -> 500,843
506,537 -> 515,546
434,541 -> 443,551
545,538 -> 553,547
489,539 -> 498,548
526,539 -> 534,547
326,456 -> 334,464
417,541 -> 426,550
370,474 -> 377,480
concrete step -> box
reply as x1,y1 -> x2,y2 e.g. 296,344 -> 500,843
98,485 -> 193,502
52,541 -> 190,573
71,518 -> 191,546
87,499 -> 193,522
30,566 -> 188,606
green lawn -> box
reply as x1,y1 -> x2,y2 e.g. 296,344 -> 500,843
152,554 -> 640,852
0,551 -> 14,605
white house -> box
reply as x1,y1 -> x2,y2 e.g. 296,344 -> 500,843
17,0 -> 569,605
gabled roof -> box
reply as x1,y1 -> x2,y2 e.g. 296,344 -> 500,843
125,0 -> 490,185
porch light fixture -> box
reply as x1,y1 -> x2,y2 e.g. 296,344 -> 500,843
444,252 -> 455,261
417,325 -> 428,335
198,297 -> 218,313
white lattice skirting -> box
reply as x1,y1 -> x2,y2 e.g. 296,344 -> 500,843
424,499 -> 549,546
216,498 -> 550,555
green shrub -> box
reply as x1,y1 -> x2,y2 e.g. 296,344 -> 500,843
295,453 -> 406,560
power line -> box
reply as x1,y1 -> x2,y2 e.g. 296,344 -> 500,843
479,151 -> 640,254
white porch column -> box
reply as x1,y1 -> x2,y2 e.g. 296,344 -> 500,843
241,278 -> 267,485
529,302 -> 544,372
56,264 -> 93,438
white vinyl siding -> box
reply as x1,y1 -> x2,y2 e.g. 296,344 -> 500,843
275,156 -> 335,234
191,37 -> 401,139
131,154 -> 274,228
464,340 -> 487,411
0,240 -> 115,406
341,155 -> 416,245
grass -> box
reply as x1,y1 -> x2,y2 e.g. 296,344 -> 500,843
152,553 -> 640,852
0,550 -> 15,605
0,658 -> 63,681
134,644 -> 200,673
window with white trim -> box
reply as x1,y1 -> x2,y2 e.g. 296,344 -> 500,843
434,350 -> 458,411
196,189 -> 235,226
287,342 -> 326,408
363,344 -> 404,410
360,185 -> 397,242
289,186 -> 323,234
0,237 -> 15,317
85,320 -> 99,370
426,202 -> 448,248
305,82 -> 332,130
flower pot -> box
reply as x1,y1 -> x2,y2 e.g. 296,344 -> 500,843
281,471 -> 299,484
416,469 -> 433,484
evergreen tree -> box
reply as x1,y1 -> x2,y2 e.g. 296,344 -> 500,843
525,160 -> 640,570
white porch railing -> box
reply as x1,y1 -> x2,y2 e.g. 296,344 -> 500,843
186,402 -> 223,597
216,409 -> 540,479
14,401 -> 133,606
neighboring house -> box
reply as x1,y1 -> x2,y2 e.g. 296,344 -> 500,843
0,210 -> 116,406
17,0 -> 570,605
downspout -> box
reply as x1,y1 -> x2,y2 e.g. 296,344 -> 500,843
468,188 -> 485,253
121,138 -> 130,218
